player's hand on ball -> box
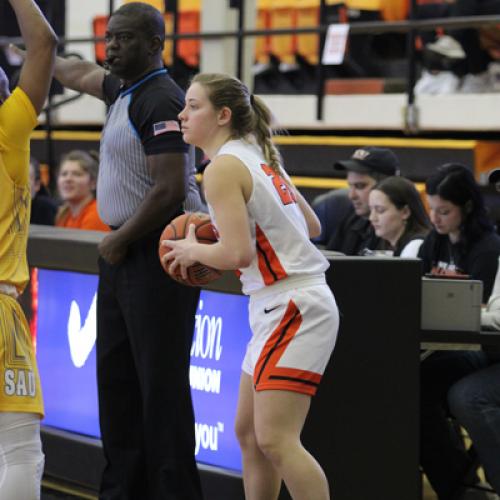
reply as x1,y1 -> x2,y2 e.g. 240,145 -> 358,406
159,212 -> 221,286
162,224 -> 197,280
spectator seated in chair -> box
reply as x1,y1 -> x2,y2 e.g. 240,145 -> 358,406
419,164 -> 500,500
312,188 -> 352,248
323,146 -> 400,255
368,176 -> 430,257
443,169 -> 500,500
55,150 -> 109,232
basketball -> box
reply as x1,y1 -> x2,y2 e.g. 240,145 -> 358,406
159,212 -> 222,287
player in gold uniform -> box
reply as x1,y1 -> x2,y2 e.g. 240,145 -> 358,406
0,1 -> 57,498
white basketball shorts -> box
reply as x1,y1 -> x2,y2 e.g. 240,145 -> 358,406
243,275 -> 339,396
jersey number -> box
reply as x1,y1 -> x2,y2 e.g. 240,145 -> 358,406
0,306 -> 29,368
260,163 -> 297,206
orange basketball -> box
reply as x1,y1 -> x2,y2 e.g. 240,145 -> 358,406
159,212 -> 222,287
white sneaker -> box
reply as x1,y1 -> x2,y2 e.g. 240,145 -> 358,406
427,35 -> 466,59
460,72 -> 494,93
415,69 -> 460,95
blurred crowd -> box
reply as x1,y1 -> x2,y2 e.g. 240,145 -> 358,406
312,146 -> 500,500
30,150 -> 109,232
32,141 -> 500,499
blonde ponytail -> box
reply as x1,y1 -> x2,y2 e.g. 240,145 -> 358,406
250,95 -> 283,175
191,73 -> 283,175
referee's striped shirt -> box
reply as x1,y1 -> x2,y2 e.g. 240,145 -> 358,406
98,69 -> 204,228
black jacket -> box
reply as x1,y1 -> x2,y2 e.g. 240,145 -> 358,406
326,211 -> 382,256
419,230 -> 500,302
30,193 -> 57,226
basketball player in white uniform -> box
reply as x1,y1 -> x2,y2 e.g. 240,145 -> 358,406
163,73 -> 339,500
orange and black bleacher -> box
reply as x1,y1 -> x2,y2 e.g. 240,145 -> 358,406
92,0 -> 413,94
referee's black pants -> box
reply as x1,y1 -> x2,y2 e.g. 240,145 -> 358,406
96,228 -> 203,500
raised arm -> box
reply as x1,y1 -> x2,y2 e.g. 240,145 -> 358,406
10,48 -> 107,101
53,56 -> 106,100
9,0 -> 57,114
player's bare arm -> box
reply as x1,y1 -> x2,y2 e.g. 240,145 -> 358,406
9,0 -> 57,114
164,155 -> 255,272
282,174 -> 322,239
294,188 -> 322,239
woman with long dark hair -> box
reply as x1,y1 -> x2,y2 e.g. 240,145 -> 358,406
420,162 -> 500,299
419,163 -> 500,500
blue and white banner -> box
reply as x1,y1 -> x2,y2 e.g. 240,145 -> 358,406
35,269 -> 251,473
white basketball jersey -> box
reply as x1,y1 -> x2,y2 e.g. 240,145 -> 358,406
212,139 -> 329,295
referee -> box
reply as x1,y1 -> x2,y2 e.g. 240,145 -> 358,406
19,3 -> 205,499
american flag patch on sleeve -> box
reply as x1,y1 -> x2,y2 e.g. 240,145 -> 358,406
153,120 -> 180,136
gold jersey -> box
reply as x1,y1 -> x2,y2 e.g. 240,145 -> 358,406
0,294 -> 43,416
0,88 -> 36,294
0,88 -> 43,416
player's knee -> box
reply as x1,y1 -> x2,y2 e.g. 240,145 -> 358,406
255,429 -> 285,466
234,418 -> 256,450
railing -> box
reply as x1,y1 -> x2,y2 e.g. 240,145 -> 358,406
1,2 -> 500,168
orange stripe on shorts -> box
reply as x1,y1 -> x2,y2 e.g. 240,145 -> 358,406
254,300 -> 322,396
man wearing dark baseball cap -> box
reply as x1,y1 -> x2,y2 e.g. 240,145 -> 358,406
325,147 -> 400,255
334,147 -> 400,177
